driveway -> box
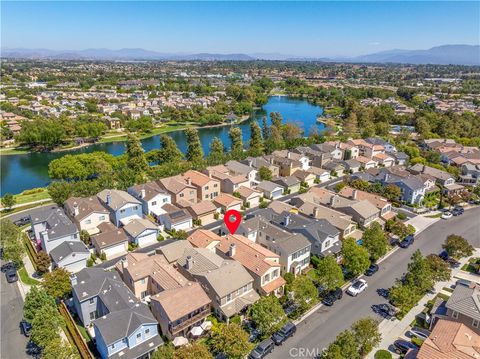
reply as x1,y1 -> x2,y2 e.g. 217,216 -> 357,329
272,207 -> 480,359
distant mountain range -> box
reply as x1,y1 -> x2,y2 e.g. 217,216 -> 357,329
2,45 -> 479,65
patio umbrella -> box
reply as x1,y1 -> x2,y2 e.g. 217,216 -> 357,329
172,336 -> 188,347
201,321 -> 212,331
189,326 -> 204,337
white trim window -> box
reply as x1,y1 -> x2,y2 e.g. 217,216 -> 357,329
473,319 -> 479,328
452,311 -> 459,319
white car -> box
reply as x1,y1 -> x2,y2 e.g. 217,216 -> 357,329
347,279 -> 368,296
441,211 -> 453,220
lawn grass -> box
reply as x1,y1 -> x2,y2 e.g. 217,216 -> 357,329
18,267 -> 40,285
425,213 -> 442,218
12,188 -> 51,205
0,147 -> 31,155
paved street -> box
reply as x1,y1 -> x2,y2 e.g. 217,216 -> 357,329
272,207 -> 480,359
0,264 -> 29,359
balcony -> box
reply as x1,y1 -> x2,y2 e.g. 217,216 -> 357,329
169,306 -> 210,335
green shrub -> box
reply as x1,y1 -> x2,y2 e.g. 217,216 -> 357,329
230,315 -> 241,325
396,212 -> 407,220
411,337 -> 424,347
374,349 -> 392,359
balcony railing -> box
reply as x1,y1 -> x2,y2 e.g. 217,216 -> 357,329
169,307 -> 210,334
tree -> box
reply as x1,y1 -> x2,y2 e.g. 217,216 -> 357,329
42,268 -> 72,299
1,193 -> 16,210
207,137 -> 225,164
290,276 -> 317,310
426,254 -> 451,282
443,234 -> 474,259
249,296 -> 287,337
270,112 -> 282,129
157,135 -> 184,164
248,121 -> 264,156
30,305 -> 64,348
351,318 -> 382,357
265,124 -> 284,153
323,330 -> 360,359
151,343 -> 175,359
126,134 -> 148,178
36,250 -> 51,274
344,112 -> 358,137
174,342 -> 212,359
23,286 -> 57,322
404,250 -> 434,294
228,127 -> 244,157
80,230 -> 91,246
315,256 -> 344,291
185,128 -> 204,163
42,337 -> 79,359
261,116 -> 269,139
382,184 -> 401,201
388,283 -> 419,315
1,219 -> 25,267
258,166 -> 272,181
341,238 -> 370,277
362,223 -> 387,261
211,323 -> 252,359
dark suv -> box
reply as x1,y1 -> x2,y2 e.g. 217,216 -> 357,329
399,235 -> 414,248
249,339 -> 275,359
321,288 -> 343,306
272,322 -> 296,345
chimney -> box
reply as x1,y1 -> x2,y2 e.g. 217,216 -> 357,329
284,214 -> 291,226
313,207 -> 320,218
121,258 -> 128,271
228,243 -> 236,257
41,230 -> 49,244
140,189 -> 146,199
186,178 -> 192,186
384,173 -> 390,182
185,255 -> 193,270
70,273 -> 78,286
106,190 -> 112,205
287,152 -> 291,159
73,201 -> 79,216
352,190 -> 357,200
248,159 -> 253,167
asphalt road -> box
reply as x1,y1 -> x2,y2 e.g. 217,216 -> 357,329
3,203 -> 58,223
0,264 -> 29,359
272,207 -> 480,359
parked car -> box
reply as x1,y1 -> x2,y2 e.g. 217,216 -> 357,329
20,320 -> 32,337
439,250 -> 449,261
347,279 -> 368,296
5,266 -> 18,283
1,261 -> 15,273
377,303 -> 398,319
399,235 -> 414,248
447,258 -> 461,268
272,322 -> 296,345
321,288 -> 343,306
452,207 -> 464,216
441,211 -> 453,220
13,216 -> 30,227
393,339 -> 418,354
409,327 -> 431,340
283,301 -> 299,316
365,264 -> 379,276
456,278 -> 472,287
249,339 -> 275,359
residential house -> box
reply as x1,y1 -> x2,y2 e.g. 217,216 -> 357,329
123,218 -> 159,248
322,161 -> 345,177
158,204 -> 193,231
267,155 -> 303,177
64,196 -> 111,235
340,159 -> 362,174
103,116 -> 122,130
70,268 -> 163,359
91,222 -> 129,259
338,186 -> 395,220
225,160 -> 258,186
293,170 -> 316,187
292,146 -> 330,168
157,177 -> 197,205
324,141 -> 360,159
444,283 -> 480,334
160,241 -> 260,321
127,182 -> 171,218
272,150 -> 310,170
311,143 -> 344,160
256,180 -> 284,200
349,139 -> 385,158
177,200 -> 217,226
373,153 -> 395,167
115,252 -> 211,340
29,205 -> 80,253
213,193 -> 243,213
50,241 -> 89,273
97,190 -> 143,227
181,170 -> 220,201
188,230 -> 285,296
204,166 -> 251,194
272,176 -> 301,194
417,319 -> 480,359
356,156 -> 378,170
241,157 -> 280,179
236,186 -> 262,208
391,152 -> 409,166
305,166 -> 331,182
460,163 -> 480,185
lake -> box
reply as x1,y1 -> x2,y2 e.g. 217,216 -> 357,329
0,96 -> 323,194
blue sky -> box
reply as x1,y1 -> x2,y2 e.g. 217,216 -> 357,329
2,1 -> 479,57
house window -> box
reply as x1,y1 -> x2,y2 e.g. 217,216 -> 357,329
134,206 -> 138,210
89,311 -> 96,321
137,333 -> 141,339
141,291 -> 147,299
152,201 -> 157,206
214,184 -> 218,188
163,198 -> 168,203
473,320 -> 479,328
120,209 -> 126,214
145,328 -> 150,335
89,298 -> 94,304
179,193 -> 184,198
452,311 -> 459,319
111,344 -> 115,349
205,186 -> 209,190
85,219 -> 92,225
99,216 -> 106,221
140,279 -> 145,284
226,293 -> 232,302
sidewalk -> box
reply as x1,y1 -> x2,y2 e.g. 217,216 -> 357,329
366,249 -> 480,358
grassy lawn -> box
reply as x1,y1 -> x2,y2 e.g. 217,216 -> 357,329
97,122 -> 195,143
442,287 -> 454,293
307,268 -> 320,282
0,147 -> 31,155
18,267 -> 40,285
12,188 -> 51,205
75,319 -> 91,344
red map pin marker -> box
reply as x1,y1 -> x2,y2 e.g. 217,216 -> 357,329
224,209 -> 242,234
